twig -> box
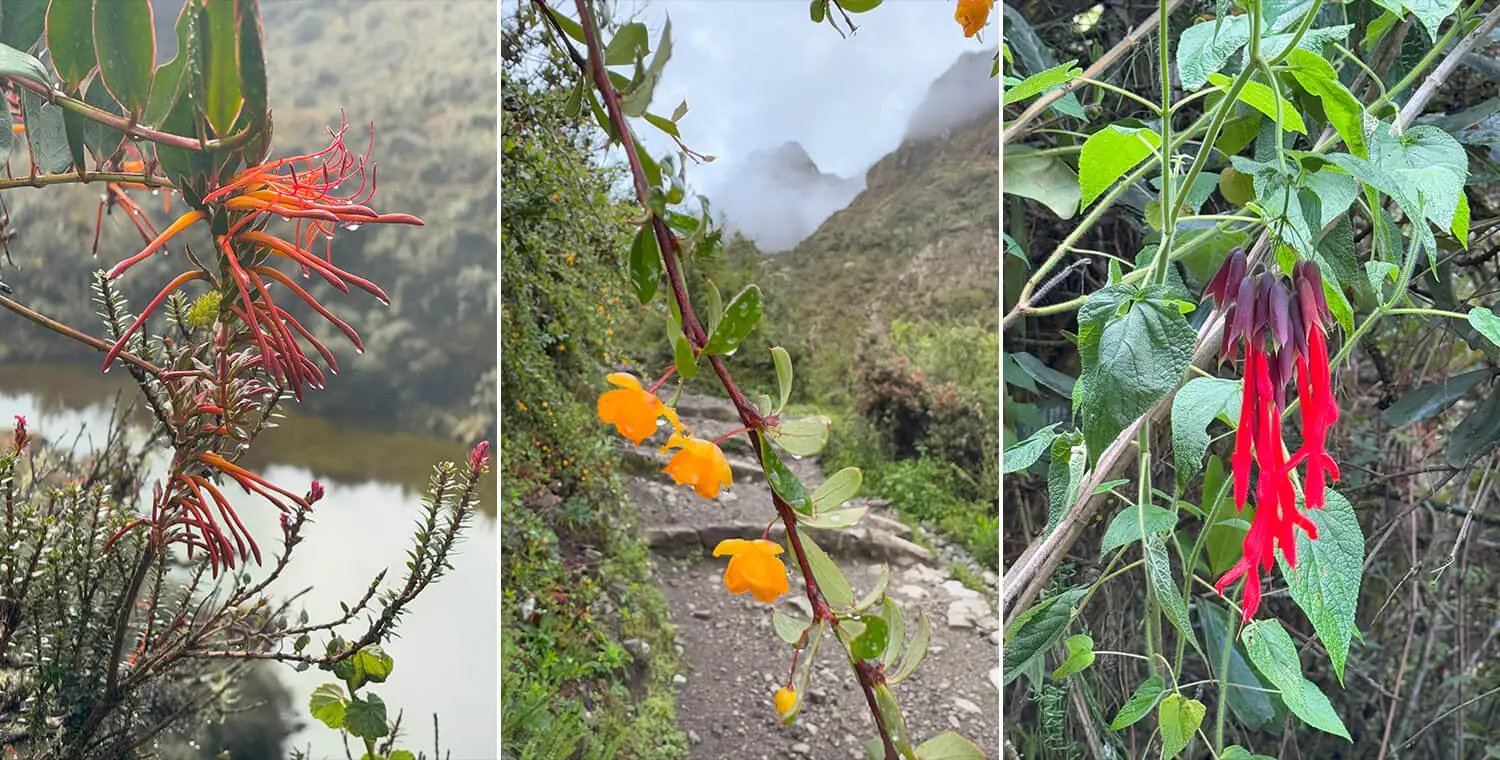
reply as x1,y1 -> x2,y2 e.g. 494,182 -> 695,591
0,292 -> 161,375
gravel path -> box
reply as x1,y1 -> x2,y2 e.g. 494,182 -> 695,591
630,396 -> 1001,759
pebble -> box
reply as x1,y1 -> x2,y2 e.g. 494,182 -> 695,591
953,697 -> 981,714
791,743 -> 812,756
692,609 -> 713,620
688,730 -> 701,745
673,674 -> 688,685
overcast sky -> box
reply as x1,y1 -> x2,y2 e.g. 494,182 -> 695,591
613,0 -> 992,195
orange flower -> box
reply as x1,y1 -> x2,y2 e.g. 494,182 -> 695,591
955,0 -> 993,37
663,431 -> 732,499
775,686 -> 798,719
597,373 -> 666,444
713,538 -> 789,603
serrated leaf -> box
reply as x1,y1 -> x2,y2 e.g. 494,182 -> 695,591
1051,633 -> 1095,679
1003,588 -> 1085,686
1145,533 -> 1200,653
1201,601 -> 1276,729
1368,122 -> 1469,236
1099,503 -> 1178,557
888,608 -> 930,684
309,683 -> 347,729
1079,125 -> 1162,208
628,220 -> 661,304
915,732 -> 987,759
1046,431 -> 1087,537
1109,675 -> 1164,729
1176,14 -> 1252,90
1382,368 -> 1493,427
1003,60 -> 1080,107
773,611 -> 811,645
770,415 -> 830,457
1158,694 -> 1206,759
342,693 -> 390,740
771,346 -> 793,411
1275,489 -> 1363,683
797,533 -> 853,608
1365,260 -> 1398,297
1004,422 -> 1059,474
1243,619 -> 1351,739
1079,289 -> 1196,459
811,467 -> 861,510
705,284 -> 762,355
92,0 -> 154,113
1171,377 -> 1240,481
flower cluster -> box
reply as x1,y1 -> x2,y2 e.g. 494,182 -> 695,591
596,371 -> 733,500
102,119 -> 421,400
1203,250 -> 1341,621
955,0 -> 993,37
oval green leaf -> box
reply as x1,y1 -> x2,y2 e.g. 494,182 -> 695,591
769,415 -> 830,457
704,284 -> 763,355
92,0 -> 154,113
851,614 -> 889,660
1079,125 -> 1162,208
811,466 -> 861,511
1158,693 -> 1206,759
795,532 -> 853,608
201,0 -> 242,134
1050,633 -> 1095,679
1109,675 -> 1164,729
629,220 -> 661,304
771,346 -> 793,411
800,503 -> 869,530
45,0 -> 95,91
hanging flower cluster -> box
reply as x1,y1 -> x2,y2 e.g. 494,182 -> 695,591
954,0 -> 993,37
1203,250 -> 1341,621
596,370 -> 733,499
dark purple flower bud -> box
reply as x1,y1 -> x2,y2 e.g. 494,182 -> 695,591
1268,277 -> 1291,349
1288,294 -> 1307,360
1206,248 -> 1247,305
1232,274 -> 1258,348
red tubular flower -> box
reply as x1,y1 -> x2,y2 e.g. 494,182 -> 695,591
1201,251 -> 1340,622
100,118 -> 421,400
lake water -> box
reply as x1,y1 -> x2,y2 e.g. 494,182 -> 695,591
0,364 -> 497,759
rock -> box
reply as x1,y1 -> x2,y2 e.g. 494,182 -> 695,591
673,674 -> 688,685
698,522 -> 766,547
953,697 -> 981,714
647,525 -> 701,557
688,730 -> 702,744
784,595 -> 813,618
988,630 -> 1002,646
791,743 -> 812,756
622,637 -> 652,664
863,512 -> 911,537
940,580 -> 981,599
895,583 -> 927,599
989,666 -> 1002,691
869,530 -> 935,567
692,608 -> 713,620
947,597 -> 995,630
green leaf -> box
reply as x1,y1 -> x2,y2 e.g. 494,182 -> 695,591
80,76 -> 125,162
1243,619 -> 1352,739
1276,489 -> 1363,684
603,22 -> 649,66
61,106 -> 86,173
0,0 -> 46,53
1145,533 -> 1200,653
1093,478 -> 1130,494
1207,72 -> 1306,133
1012,351 -> 1077,397
234,0 -> 267,130
1176,14 -> 1253,89
1158,694 -> 1206,759
620,16 -> 671,118
1003,60 -> 1080,106
0,41 -> 50,90
1220,747 -> 1277,760
92,0 -> 154,113
1051,633 -> 1094,679
22,89 -> 72,174
771,346 -> 793,411
704,284 -> 763,355
45,0 -> 95,91
1003,422 -> 1059,474
773,611 -> 810,645
1171,377 -> 1240,481
1078,288 -> 1196,459
1285,49 -> 1365,157
800,503 -> 870,530
838,0 -> 882,12
759,432 -> 813,513
852,565 -> 890,614
1468,306 -> 1500,348
0,94 -> 13,158
1408,0 -> 1461,40
1001,3 -> 1084,116
1365,260 -> 1398,298
1368,122 -> 1469,235
1454,190 -> 1470,248
352,645 -> 395,684
1382,368 -> 1493,427
811,467 -> 861,511
628,221 -> 661,304
1201,601 -> 1276,728
144,0 -> 193,127
1003,587 -> 1085,686
1099,503 -> 1178,557
308,683 -> 347,729
809,0 -> 826,23
390,752 -> 417,760
1079,125 -> 1162,208
200,0 -> 242,134
671,331 -> 697,380
769,415 -> 830,457
1446,388 -> 1500,468
342,693 -> 390,740
1046,430 -> 1087,537
1109,675 -> 1164,729
851,615 -> 889,660
797,533 -> 853,608
1004,143 -> 1081,219
914,732 -> 987,760
887,608 -> 930,684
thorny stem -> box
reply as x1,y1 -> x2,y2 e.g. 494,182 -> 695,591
555,1 -> 898,755
4,76 -> 258,154
0,170 -> 173,191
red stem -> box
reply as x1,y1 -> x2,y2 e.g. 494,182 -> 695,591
558,2 -> 898,756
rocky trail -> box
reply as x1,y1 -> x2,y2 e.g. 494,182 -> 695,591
622,395 -> 1001,759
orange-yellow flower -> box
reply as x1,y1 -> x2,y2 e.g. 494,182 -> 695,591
713,538 -> 789,603
597,373 -> 665,444
775,686 -> 798,719
663,432 -> 732,499
955,0 -> 993,37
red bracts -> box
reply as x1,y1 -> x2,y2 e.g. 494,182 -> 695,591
1203,250 -> 1339,622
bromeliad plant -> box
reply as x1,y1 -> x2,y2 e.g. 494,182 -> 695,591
0,1 -> 487,757
535,1 -> 993,758
1003,0 -> 1500,756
